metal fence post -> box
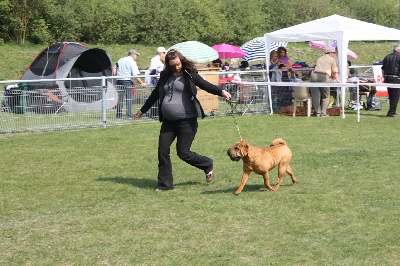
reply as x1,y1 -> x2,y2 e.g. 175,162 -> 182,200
102,76 -> 107,127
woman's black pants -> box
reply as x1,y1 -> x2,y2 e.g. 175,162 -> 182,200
157,117 -> 213,190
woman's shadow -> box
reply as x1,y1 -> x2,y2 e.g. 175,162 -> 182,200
96,176 -> 240,194
96,176 -> 155,189
96,177 -> 208,189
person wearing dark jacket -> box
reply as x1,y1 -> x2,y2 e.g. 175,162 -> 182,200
381,43 -> 400,117
135,49 -> 231,191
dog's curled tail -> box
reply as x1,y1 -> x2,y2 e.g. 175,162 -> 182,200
270,138 -> 287,147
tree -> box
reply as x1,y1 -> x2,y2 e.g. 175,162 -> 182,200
45,0 -> 84,42
1,0 -> 56,44
347,0 -> 398,28
218,0 -> 266,45
10,0 -> 32,44
0,0 -> 13,42
1,0 -> 400,46
79,0 -> 136,44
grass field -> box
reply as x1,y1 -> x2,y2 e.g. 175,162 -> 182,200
1,106 -> 400,265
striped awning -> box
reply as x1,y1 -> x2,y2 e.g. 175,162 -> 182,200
241,37 -> 287,62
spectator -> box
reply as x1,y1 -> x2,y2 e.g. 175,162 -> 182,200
269,50 -> 279,70
238,60 -> 249,71
144,68 -> 152,84
229,58 -> 240,70
381,43 -> 400,117
212,58 -> 222,68
148,51 -> 166,119
277,47 -> 292,68
149,47 -> 167,86
113,49 -> 147,119
269,50 -> 282,82
330,46 -> 341,106
222,62 -> 230,71
310,48 -> 340,117
277,46 -> 295,78
276,47 -> 295,107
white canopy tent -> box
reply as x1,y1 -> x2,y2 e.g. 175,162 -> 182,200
264,14 -> 400,118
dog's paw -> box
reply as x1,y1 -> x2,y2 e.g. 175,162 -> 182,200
234,191 -> 241,195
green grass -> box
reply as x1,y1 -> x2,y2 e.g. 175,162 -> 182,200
1,107 -> 400,265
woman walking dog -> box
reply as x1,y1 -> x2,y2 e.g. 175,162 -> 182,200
135,49 -> 231,191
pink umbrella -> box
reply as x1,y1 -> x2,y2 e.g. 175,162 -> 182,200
308,41 -> 358,60
211,43 -> 246,59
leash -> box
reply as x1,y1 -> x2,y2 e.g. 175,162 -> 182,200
228,100 -> 243,141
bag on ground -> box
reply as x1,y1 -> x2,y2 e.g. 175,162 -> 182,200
363,90 -> 382,110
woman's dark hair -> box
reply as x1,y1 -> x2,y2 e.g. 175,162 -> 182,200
277,47 -> 287,56
164,49 -> 195,75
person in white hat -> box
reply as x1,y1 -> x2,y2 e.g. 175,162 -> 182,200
149,47 -> 167,85
147,47 -> 167,118
309,47 -> 341,117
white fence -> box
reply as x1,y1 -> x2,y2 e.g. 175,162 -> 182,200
0,69 -> 394,134
0,71 -> 273,134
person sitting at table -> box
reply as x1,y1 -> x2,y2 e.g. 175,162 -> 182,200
269,50 -> 279,70
277,47 -> 297,78
269,51 -> 282,82
276,47 -> 295,107
269,50 -> 284,111
277,47 -> 292,67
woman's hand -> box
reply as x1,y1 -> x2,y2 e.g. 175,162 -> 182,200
134,110 -> 144,119
221,90 -> 232,101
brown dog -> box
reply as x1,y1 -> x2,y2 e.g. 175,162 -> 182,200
227,138 -> 296,195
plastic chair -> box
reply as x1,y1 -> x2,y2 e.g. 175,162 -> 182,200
350,84 -> 370,102
293,86 -> 312,117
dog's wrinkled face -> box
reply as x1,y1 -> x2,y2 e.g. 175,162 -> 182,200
227,141 -> 249,161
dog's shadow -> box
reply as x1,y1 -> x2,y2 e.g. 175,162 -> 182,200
201,184 -> 263,194
202,183 -> 295,195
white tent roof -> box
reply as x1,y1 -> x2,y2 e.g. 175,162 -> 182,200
264,14 -> 400,118
264,14 -> 400,42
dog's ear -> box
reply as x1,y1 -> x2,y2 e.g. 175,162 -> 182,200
240,141 -> 249,150
239,142 -> 249,156
243,143 -> 249,152
240,140 -> 248,146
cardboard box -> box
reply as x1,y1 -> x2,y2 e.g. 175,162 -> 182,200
197,67 -> 221,113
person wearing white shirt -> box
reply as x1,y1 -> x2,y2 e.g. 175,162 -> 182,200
149,47 -> 167,86
144,69 -> 152,85
113,49 -> 147,119
148,47 -> 167,119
